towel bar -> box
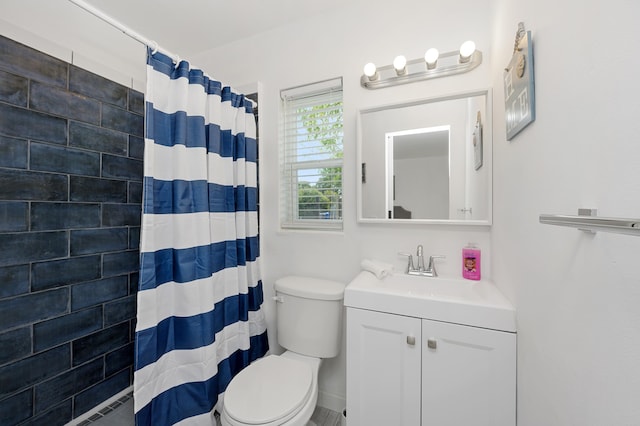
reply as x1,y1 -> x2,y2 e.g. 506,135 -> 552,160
539,212 -> 640,236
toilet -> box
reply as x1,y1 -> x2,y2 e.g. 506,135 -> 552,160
220,276 -> 346,426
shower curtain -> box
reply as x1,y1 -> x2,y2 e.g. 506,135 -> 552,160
134,50 -> 269,426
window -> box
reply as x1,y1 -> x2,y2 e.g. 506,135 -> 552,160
280,78 -> 343,230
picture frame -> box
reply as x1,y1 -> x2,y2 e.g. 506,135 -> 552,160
473,111 -> 483,170
504,26 -> 535,140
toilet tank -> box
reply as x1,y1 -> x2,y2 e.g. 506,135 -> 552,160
274,276 -> 346,358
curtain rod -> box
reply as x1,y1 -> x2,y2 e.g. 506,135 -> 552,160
67,0 -> 258,108
67,0 -> 181,64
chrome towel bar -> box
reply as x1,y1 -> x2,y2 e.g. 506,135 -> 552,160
539,211 -> 640,236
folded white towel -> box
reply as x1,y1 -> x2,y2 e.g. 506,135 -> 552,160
360,259 -> 394,279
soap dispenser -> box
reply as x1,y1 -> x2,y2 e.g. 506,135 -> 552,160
462,243 -> 481,280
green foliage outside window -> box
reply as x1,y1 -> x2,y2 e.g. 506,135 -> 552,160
297,101 -> 343,219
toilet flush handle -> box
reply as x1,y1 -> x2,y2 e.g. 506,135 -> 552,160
272,296 -> 284,303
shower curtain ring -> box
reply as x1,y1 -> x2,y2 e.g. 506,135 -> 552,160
149,40 -> 159,55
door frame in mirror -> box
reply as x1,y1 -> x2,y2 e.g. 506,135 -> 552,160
357,89 -> 492,226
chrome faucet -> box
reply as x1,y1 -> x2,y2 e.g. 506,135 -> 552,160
399,245 -> 445,277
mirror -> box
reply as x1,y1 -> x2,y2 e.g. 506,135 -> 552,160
357,90 -> 492,225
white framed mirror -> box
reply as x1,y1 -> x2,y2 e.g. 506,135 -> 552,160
357,89 -> 492,225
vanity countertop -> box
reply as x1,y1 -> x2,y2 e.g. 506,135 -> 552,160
344,271 -> 516,332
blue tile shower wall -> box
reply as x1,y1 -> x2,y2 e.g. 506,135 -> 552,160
0,35 -> 142,426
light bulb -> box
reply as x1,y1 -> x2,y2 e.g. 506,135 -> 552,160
459,40 -> 476,63
393,55 -> 407,76
424,48 -> 439,69
363,62 -> 379,81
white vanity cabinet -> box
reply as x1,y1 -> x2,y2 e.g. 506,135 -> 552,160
346,307 -> 516,426
346,307 -> 422,426
421,318 -> 516,426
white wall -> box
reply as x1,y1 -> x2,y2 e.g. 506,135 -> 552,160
191,0 -> 494,411
489,0 -> 640,424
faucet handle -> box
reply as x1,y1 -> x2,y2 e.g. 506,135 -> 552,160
398,252 -> 415,272
427,255 -> 446,277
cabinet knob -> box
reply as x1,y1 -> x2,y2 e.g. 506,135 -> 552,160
406,335 -> 416,346
427,338 -> 437,349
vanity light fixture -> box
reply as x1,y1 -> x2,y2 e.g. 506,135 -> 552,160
363,62 -> 379,81
361,41 -> 482,89
393,55 -> 408,76
459,40 -> 476,63
424,48 -> 439,69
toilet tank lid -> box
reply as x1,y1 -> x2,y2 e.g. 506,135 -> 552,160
275,276 -> 346,300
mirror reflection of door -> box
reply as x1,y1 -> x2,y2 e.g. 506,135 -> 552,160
385,126 -> 450,219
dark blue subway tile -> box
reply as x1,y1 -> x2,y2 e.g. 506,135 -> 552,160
0,264 -> 29,298
129,226 -> 141,250
30,142 -> 101,176
72,322 -> 129,366
101,154 -> 143,181
0,168 -> 68,201
0,388 -> 32,425
32,255 -> 101,292
69,121 -> 128,155
33,307 -> 103,352
0,287 -> 68,330
31,202 -> 101,231
102,203 -> 141,227
103,251 -> 139,278
128,135 -> 144,159
0,103 -> 67,145
128,89 -> 144,115
0,344 -> 70,399
129,272 -> 139,295
128,181 -> 143,204
0,326 -> 31,365
0,35 -> 67,87
29,399 -> 73,426
0,135 -> 28,169
30,80 -> 100,125
105,342 -> 134,377
0,69 -> 28,106
0,201 -> 28,232
71,275 -> 128,311
69,176 -> 127,203
69,66 -> 127,109
104,295 -> 136,327
73,369 -> 130,417
101,104 -> 143,137
0,231 -> 68,267
70,228 -> 128,256
129,318 -> 136,341
34,358 -> 103,414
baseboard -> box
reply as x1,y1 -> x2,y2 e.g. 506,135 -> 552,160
317,389 -> 346,413
65,385 -> 133,425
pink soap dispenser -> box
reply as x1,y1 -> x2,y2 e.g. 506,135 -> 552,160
462,244 -> 481,280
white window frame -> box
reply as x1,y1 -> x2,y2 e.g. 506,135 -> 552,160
280,77 -> 343,230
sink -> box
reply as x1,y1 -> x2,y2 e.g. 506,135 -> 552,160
344,271 -> 516,332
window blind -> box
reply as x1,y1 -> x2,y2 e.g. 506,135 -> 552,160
280,78 -> 343,230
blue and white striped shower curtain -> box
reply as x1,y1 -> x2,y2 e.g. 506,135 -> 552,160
134,50 -> 269,426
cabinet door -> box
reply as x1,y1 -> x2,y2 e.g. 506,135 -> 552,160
421,319 -> 516,426
346,308 -> 421,426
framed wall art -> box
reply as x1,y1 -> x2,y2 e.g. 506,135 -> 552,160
504,22 -> 535,140
473,111 -> 483,170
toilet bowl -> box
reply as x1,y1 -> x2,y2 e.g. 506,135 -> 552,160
220,276 -> 345,426
220,352 -> 321,426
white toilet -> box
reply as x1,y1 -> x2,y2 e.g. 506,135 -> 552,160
220,276 -> 346,426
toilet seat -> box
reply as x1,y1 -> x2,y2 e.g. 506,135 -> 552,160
223,355 -> 313,425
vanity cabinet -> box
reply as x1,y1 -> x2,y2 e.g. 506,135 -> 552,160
346,307 -> 516,426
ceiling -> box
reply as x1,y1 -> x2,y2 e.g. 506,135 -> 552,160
2,0 -> 344,57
